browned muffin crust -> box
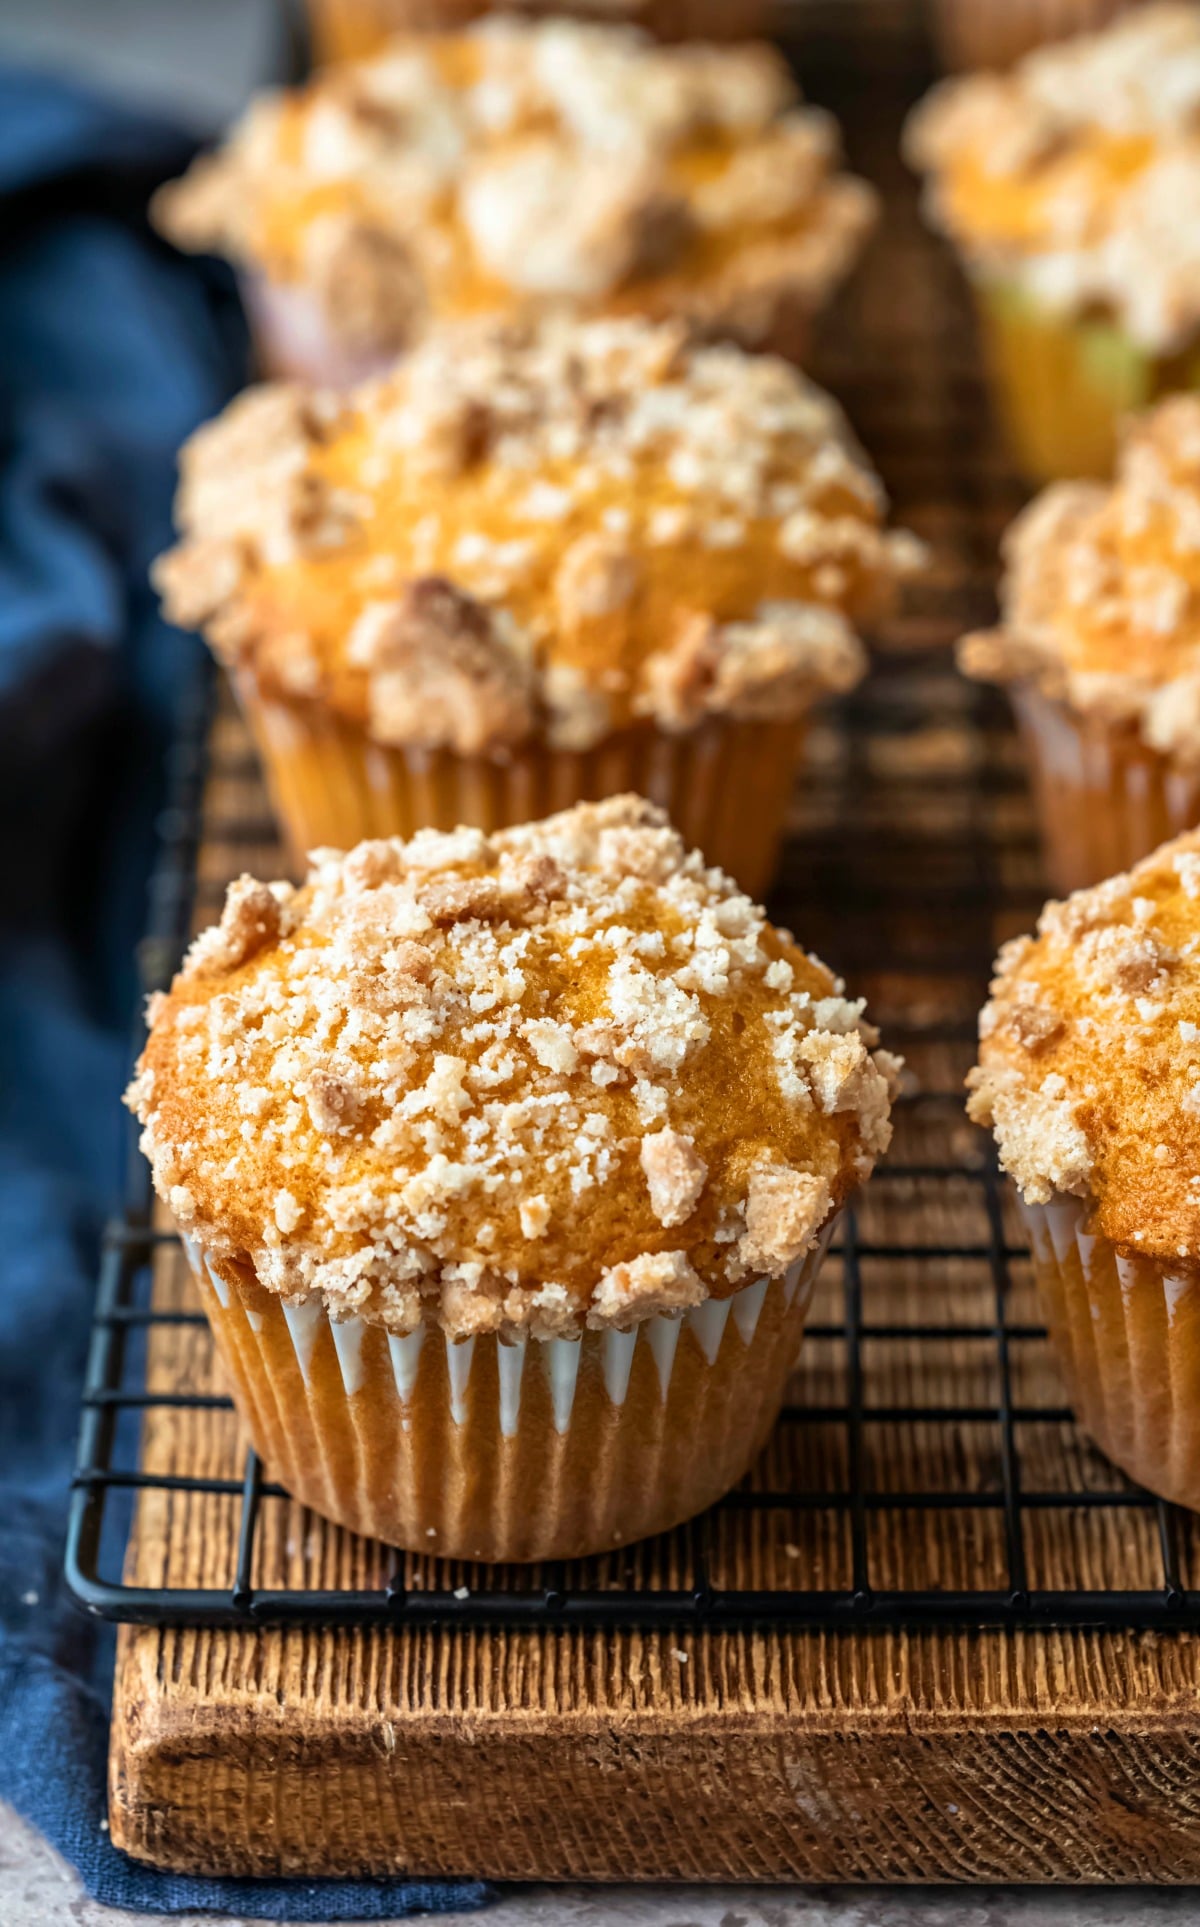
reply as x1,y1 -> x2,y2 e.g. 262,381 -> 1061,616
906,5 -> 1200,354
153,18 -> 876,360
971,825 -> 1200,1268
959,396 -> 1200,763
128,797 -> 900,1336
154,316 -> 925,756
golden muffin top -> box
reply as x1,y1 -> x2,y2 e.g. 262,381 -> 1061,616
970,827 -> 1200,1268
154,315 -> 924,754
905,4 -> 1200,351
152,18 -> 876,360
959,396 -> 1200,761
127,796 -> 899,1337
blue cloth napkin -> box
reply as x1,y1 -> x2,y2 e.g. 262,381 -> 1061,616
0,65 -> 493,1919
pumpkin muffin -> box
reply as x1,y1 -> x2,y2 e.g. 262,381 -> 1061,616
906,4 -> 1200,481
151,17 -> 877,383
960,395 -> 1200,894
307,0 -> 766,65
970,828 -> 1200,1511
127,795 -> 899,1559
154,314 -> 925,896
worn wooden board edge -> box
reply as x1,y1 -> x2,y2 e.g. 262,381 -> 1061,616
109,1629 -> 1200,1881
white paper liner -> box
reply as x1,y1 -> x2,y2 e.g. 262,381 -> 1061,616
1010,684 -> 1200,896
179,1221 -> 833,1561
1016,1191 -> 1200,1512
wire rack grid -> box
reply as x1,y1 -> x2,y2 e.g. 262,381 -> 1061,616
63,9 -> 1200,1636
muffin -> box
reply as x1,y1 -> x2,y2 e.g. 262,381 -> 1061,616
126,795 -> 899,1560
969,830 -> 1200,1511
905,4 -> 1200,482
151,17 -> 877,384
307,0 -> 767,64
154,315 -> 925,897
959,395 -> 1200,895
930,0 -> 1145,73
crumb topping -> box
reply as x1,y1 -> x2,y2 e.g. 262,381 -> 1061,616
905,4 -> 1200,351
959,396 -> 1200,762
151,19 -> 876,356
970,826 -> 1200,1267
128,796 -> 899,1336
154,315 -> 924,752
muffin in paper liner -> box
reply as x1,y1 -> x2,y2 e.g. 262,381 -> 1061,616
1015,1192 -> 1200,1512
181,1223 -> 833,1561
930,0 -> 1145,74
151,19 -> 875,378
127,796 -> 899,1564
959,395 -> 1200,895
236,669 -> 807,901
970,828 -> 1200,1513
155,315 -> 923,894
906,7 -> 1200,483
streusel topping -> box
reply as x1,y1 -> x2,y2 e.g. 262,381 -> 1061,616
970,826 -> 1200,1266
905,5 -> 1200,352
959,396 -> 1200,762
128,797 -> 899,1336
154,316 -> 924,753
152,19 -> 876,358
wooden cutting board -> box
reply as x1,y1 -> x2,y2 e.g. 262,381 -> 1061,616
105,19 -> 1200,1880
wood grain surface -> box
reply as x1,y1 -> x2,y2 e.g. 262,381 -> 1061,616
107,21 -> 1200,1882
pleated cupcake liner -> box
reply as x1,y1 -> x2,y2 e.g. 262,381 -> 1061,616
236,671 -> 808,899
1017,1191 -> 1200,1512
180,1224 -> 834,1562
1010,683 -> 1200,896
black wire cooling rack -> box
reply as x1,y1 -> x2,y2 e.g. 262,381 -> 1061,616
62,3 -> 1200,1637
62,655 -> 1199,1635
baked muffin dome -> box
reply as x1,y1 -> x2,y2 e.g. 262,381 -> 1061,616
152,18 -> 877,365
960,396 -> 1200,763
127,796 -> 899,1338
970,826 -> 1200,1266
154,315 -> 924,760
905,3 -> 1200,355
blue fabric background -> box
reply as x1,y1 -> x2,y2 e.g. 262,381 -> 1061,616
0,66 -> 493,1919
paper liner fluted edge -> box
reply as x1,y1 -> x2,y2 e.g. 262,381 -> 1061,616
1017,1190 -> 1200,1513
179,1220 -> 835,1561
234,670 -> 807,900
1010,683 -> 1200,897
